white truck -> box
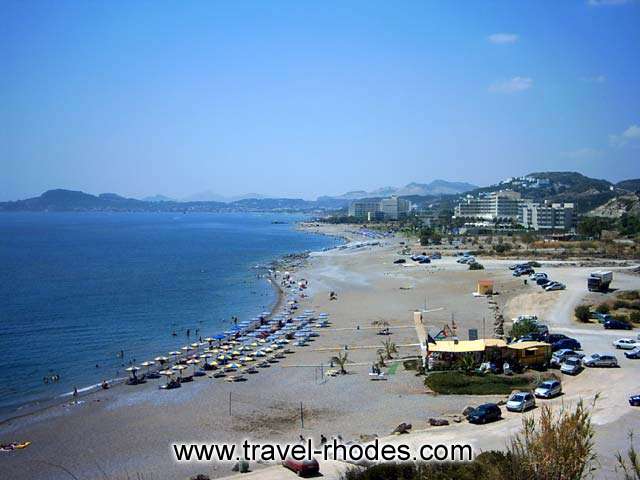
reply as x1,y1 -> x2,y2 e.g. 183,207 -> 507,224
587,271 -> 613,292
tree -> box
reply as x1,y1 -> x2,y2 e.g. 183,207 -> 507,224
380,339 -> 398,360
596,303 -> 610,314
456,353 -> 476,373
510,319 -> 539,340
509,400 -> 596,480
574,305 -> 591,323
331,352 -> 349,375
616,432 -> 640,480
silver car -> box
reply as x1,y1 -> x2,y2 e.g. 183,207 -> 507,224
534,379 -> 562,399
506,392 -> 536,412
583,353 -> 618,368
551,349 -> 584,367
560,357 -> 583,375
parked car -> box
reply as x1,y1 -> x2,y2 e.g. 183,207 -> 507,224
537,278 -> 552,287
551,349 -> 585,367
534,379 -> 562,399
604,319 -> 633,330
467,403 -> 502,424
560,357 -> 584,375
530,272 -> 548,281
552,338 -> 581,352
506,392 -> 536,412
583,353 -> 618,368
624,347 -> 640,359
430,252 -> 442,260
512,314 -> 539,324
393,258 -> 406,264
282,457 -> 320,477
592,312 -> 613,324
545,282 -> 566,291
536,323 -> 549,335
630,395 -> 640,407
513,267 -> 535,277
546,333 -> 569,344
613,338 -> 639,350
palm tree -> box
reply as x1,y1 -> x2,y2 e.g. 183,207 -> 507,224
376,349 -> 386,367
456,353 -> 475,373
331,352 -> 349,375
381,339 -> 398,360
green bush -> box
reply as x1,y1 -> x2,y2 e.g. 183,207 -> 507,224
425,371 -> 531,395
510,319 -> 539,339
613,314 -> 630,324
629,311 -> 640,324
574,305 -> 591,323
616,290 -> 640,301
494,244 -> 511,254
469,262 -> 485,270
614,300 -> 630,310
596,303 -> 610,314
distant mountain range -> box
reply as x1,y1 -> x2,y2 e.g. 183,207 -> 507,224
2,173 -> 638,214
320,180 -> 478,201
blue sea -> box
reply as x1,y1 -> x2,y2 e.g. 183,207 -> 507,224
0,212 -> 339,418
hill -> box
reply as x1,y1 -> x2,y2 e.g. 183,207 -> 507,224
320,180 -> 477,201
587,193 -> 640,218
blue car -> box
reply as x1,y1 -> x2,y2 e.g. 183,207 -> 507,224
552,338 -> 581,352
625,348 -> 640,359
630,395 -> 640,407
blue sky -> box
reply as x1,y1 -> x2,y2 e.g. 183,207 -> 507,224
2,0 -> 639,200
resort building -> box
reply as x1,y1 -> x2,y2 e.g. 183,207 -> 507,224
379,196 -> 411,220
454,191 -> 527,222
521,202 -> 576,232
347,199 -> 382,220
348,196 -> 410,220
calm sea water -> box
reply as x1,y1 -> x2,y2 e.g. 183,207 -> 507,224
0,212 -> 339,417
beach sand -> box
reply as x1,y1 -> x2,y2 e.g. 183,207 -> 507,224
2,224 -> 639,479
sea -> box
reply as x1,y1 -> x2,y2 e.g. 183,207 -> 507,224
0,212 -> 340,419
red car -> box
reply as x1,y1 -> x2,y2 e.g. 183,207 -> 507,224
282,457 -> 319,477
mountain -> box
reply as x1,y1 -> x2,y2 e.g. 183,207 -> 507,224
616,179 -> 640,193
321,180 -> 477,201
182,190 -> 270,203
142,194 -> 174,202
587,193 -> 640,218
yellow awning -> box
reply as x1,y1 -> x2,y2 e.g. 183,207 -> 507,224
507,341 -> 551,351
429,339 -> 507,353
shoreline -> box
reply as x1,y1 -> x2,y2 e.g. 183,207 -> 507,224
0,222 -> 344,427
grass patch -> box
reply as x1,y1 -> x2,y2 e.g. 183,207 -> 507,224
425,371 -> 534,395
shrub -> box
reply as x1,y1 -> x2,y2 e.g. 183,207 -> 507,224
629,311 -> 640,324
510,319 -> 539,339
613,314 -> 630,324
494,244 -> 511,254
425,371 -> 531,395
617,290 -> 640,301
574,305 -> 591,323
596,303 -> 610,314
614,300 -> 630,310
469,262 -> 485,270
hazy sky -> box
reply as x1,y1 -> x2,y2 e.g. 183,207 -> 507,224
2,1 -> 639,201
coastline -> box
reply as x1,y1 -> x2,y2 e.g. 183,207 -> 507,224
0,218 -> 343,427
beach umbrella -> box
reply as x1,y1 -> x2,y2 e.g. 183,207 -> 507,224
231,350 -> 241,357
181,346 -> 192,352
159,370 -> 174,377
172,365 -> 187,377
154,356 -> 169,364
186,358 -> 200,375
213,334 -> 225,340
190,342 -> 199,349
169,351 -> 181,357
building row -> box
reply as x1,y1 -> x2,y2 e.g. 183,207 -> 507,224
348,196 -> 411,221
453,191 -> 576,231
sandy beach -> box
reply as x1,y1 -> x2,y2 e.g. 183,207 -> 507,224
2,224 -> 640,480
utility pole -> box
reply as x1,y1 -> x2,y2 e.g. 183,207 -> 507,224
300,402 -> 304,429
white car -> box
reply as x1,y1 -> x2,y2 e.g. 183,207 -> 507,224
545,282 -> 566,291
613,338 -> 639,350
512,314 -> 538,324
506,391 -> 536,412
534,379 -> 562,399
530,272 -> 548,280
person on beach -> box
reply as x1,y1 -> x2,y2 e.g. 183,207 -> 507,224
72,387 -> 78,404
101,380 -> 109,390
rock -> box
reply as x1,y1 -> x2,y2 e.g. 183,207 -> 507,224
359,434 -> 378,442
392,422 -> 412,434
462,406 -> 475,417
428,418 -> 450,426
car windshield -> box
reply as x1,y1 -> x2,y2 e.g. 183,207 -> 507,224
511,394 -> 525,402
565,358 -> 579,365
540,382 -> 554,389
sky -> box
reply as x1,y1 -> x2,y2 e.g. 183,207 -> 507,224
2,0 -> 639,201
